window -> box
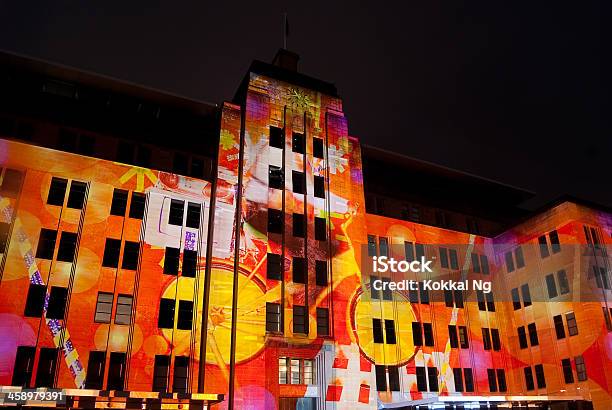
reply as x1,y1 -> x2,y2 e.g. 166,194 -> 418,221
293,305 -> 308,334
424,323 -> 435,346
521,283 -> 532,307
453,368 -> 464,392
102,238 -> 121,268
368,235 -> 377,257
268,209 -> 283,234
46,286 -> 68,320
486,291 -> 495,311
515,246 -> 525,268
35,348 -> 58,388
67,180 -> 87,209
315,260 -> 327,286
269,126 -> 284,149
534,364 -> 546,388
439,247 -> 456,269
427,367 -> 439,392
121,241 -> 140,270
497,369 -> 507,392
0,168 -> 23,197
604,307 -> 612,332
292,171 -> 305,194
177,300 -> 193,330
303,359 -> 314,385
152,355 -> 169,392
57,231 -> 77,262
554,315 -> 566,339
36,229 -> 57,260
173,356 -> 189,393
480,254 -> 490,274
524,366 -> 535,390
186,202 -> 201,229
388,366 -> 400,391
370,276 -> 380,300
379,237 -> 389,257
385,320 -> 397,344
444,289 -> 453,307
487,368 -> 497,392
313,137 -> 324,158
47,177 -> 67,206
267,253 -> 282,280
24,284 -> 46,317
164,247 -> 180,275
375,365 -> 387,391
292,132 -> 305,154
293,257 -> 306,283
458,326 -> 469,348
316,307 -> 329,336
558,270 -> 570,294
518,326 -> 528,349
549,230 -> 561,253
0,222 -> 9,251
504,251 -> 515,272
566,312 -> 578,336
269,166 -> 283,189
575,355 -> 587,381
115,295 -> 132,325
412,322 -> 423,346
94,292 -> 113,323
464,368 -> 474,392
449,325 -> 459,348
314,175 -> 325,198
477,290 -> 486,311
491,328 -> 501,351
315,217 -> 326,240
482,328 -> 492,350
416,367 -> 427,391
381,277 -> 392,301
471,253 -> 481,273
110,189 -> 128,216
511,288 -> 521,310
539,235 -> 550,258
594,266 -> 609,289
404,241 -> 415,261
168,199 -> 184,225
528,323 -> 539,346
373,318 -> 384,343
182,249 -> 197,277
546,273 -> 558,298
85,351 -> 105,389
293,213 -> 305,237
158,298 -> 175,328
266,302 -> 281,332
562,358 -> 574,383
129,192 -> 145,219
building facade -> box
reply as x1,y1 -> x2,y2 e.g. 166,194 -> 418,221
0,50 -> 610,409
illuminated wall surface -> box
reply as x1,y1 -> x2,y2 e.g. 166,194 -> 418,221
0,70 -> 611,409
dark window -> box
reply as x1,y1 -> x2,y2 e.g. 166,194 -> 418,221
186,202 -> 201,229
168,199 -> 184,225
419,286 -> 429,304
379,237 -> 389,257
497,369 -> 507,392
515,246 -> 525,268
117,141 -> 135,164
315,217 -> 326,240
293,257 -> 306,284
269,126 -> 284,148
36,229 -> 57,259
554,315 -> 566,339
293,305 -> 308,334
439,247 -> 449,268
314,175 -> 325,198
267,253 -> 282,280
114,295 -> 132,325
164,247 -> 180,275
546,274 -> 558,298
292,132 -> 305,154
449,249 -> 458,269
549,230 -> 561,253
518,326 -> 528,349
388,366 -> 400,391
110,189 -> 128,216
177,300 -> 193,330
504,251 -> 515,272
534,364 -> 546,388
173,356 -> 189,393
575,355 -> 587,381
316,307 -> 329,336
67,180 -> 87,209
381,277 -> 392,301
486,292 -> 495,311
24,284 -> 46,317
152,355 -> 169,392
511,288 -> 521,310
94,292 -> 113,323
315,260 -> 328,286
313,137 -> 324,158
405,241 -> 415,261
566,312 -> 578,336
453,368 -> 464,392
102,238 -> 121,268
464,368 -> 474,392
11,346 -> 36,387
292,171 -> 305,194
57,231 -> 77,262
482,328 -> 492,350
558,270 -> 570,294
85,351 -> 106,389
524,366 -> 535,390
107,352 -> 126,390
409,288 -> 419,303
458,326 -> 469,348
521,283 -> 532,307
0,168 -> 23,197
182,249 -> 197,277
427,367 -> 439,392
158,299 -> 175,328
477,290 -> 486,311
487,368 -> 497,392
562,358 -> 574,383
47,177 -> 67,206
424,323 -> 435,346
46,287 -> 68,320
266,302 -> 282,332
35,348 -> 57,388
121,241 -> 140,270
444,290 -> 454,307
528,323 -> 539,346
0,222 -> 9,251
471,253 -> 481,273
480,255 -> 490,274
368,235 -> 377,257
412,322 -> 423,346
539,235 -> 550,258
416,367 -> 427,391
372,318 -> 384,343
129,192 -> 146,219
449,325 -> 458,348
293,213 -> 305,238
268,209 -> 283,234
269,166 -> 284,189
385,319 -> 397,344
375,365 -> 387,392
370,276 -> 380,300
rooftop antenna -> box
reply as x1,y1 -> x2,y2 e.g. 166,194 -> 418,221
283,12 -> 289,49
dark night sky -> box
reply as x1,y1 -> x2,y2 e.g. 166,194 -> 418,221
1,1 -> 610,209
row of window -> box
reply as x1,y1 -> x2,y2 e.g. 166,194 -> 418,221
110,189 -> 145,219
94,293 -> 133,324
24,285 -> 67,319
84,351 -> 127,390
538,230 -> 561,258
266,253 -> 328,285
36,229 -> 79,262
278,357 -> 314,385
268,210 -> 327,240
504,246 -> 525,273
269,168 -> 326,198
594,265 -> 610,290
152,355 -> 189,392
518,323 -> 539,348
269,126 -> 325,159
168,199 -> 201,228
265,303 -> 330,336
158,299 -> 194,330
47,177 -> 87,209
546,269 -> 570,297
511,283 -> 532,309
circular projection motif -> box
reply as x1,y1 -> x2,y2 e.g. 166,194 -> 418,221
351,288 -> 418,366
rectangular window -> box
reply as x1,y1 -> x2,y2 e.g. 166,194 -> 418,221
85,351 -> 105,389
458,326 -> 469,348
375,365 -> 387,392
110,189 -> 128,216
293,305 -> 308,334
303,359 -> 314,385
497,369 -> 507,392
267,253 -> 282,280
315,260 -> 327,286
102,238 -> 121,268
164,247 -> 180,275
453,368 -> 464,392
186,202 -> 201,229
46,286 -> 68,320
505,251 -> 515,272
405,241 -> 415,261
121,241 -> 140,270
427,367 -> 439,392
368,235 -> 377,257
444,289 -> 454,307
455,290 -> 465,308
511,287 -> 521,310
313,137 -> 324,158
115,295 -> 132,325
524,366 -> 535,390
268,209 -> 283,234
57,231 -> 77,262
279,357 -> 288,384
293,213 -> 305,238
379,237 -> 389,257
381,277 -> 392,301
481,254 -> 490,274
0,168 -> 23,197
515,246 -> 525,268
0,221 -> 9,251
314,175 -> 325,198
449,325 -> 459,348
12,346 -> 35,387
182,249 -> 197,277
269,126 -> 284,148
558,270 -> 570,294
566,312 -> 578,336
47,177 -> 67,206
546,274 -> 558,298
373,318 -> 384,343
173,356 -> 189,393
486,291 -> 495,311
293,257 -> 306,284
177,300 -> 193,330
36,228 -> 57,260
290,359 -> 300,384
491,328 -> 501,351
439,247 -> 449,268
315,217 -> 327,241
518,326 -> 528,349
416,367 -> 427,391
424,323 -> 435,346
487,368 -> 497,392
562,358 -> 574,383
158,298 -> 175,329
152,355 -> 169,392
67,180 -> 87,209
416,243 -> 425,260
24,284 -> 46,317
464,368 -> 474,392
370,276 -> 380,300
94,292 -> 113,323
388,366 -> 400,391
482,328 -> 492,350
528,322 -> 539,346
35,348 -> 58,388
575,355 -> 587,381
292,132 -> 305,154
471,252 -> 481,273
168,199 -> 184,226
412,322 -> 423,346
385,319 -> 397,344
266,302 -> 282,332
534,364 -> 546,388
420,286 -> 429,304
554,314 -> 566,339
538,235 -> 550,258
292,171 -> 305,194
316,307 -> 329,336
477,290 -> 486,311
129,192 -> 146,219
269,165 -> 283,189
521,283 -> 532,307
449,249 -> 458,269
549,230 -> 561,253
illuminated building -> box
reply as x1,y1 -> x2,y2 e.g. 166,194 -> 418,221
0,49 -> 610,409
